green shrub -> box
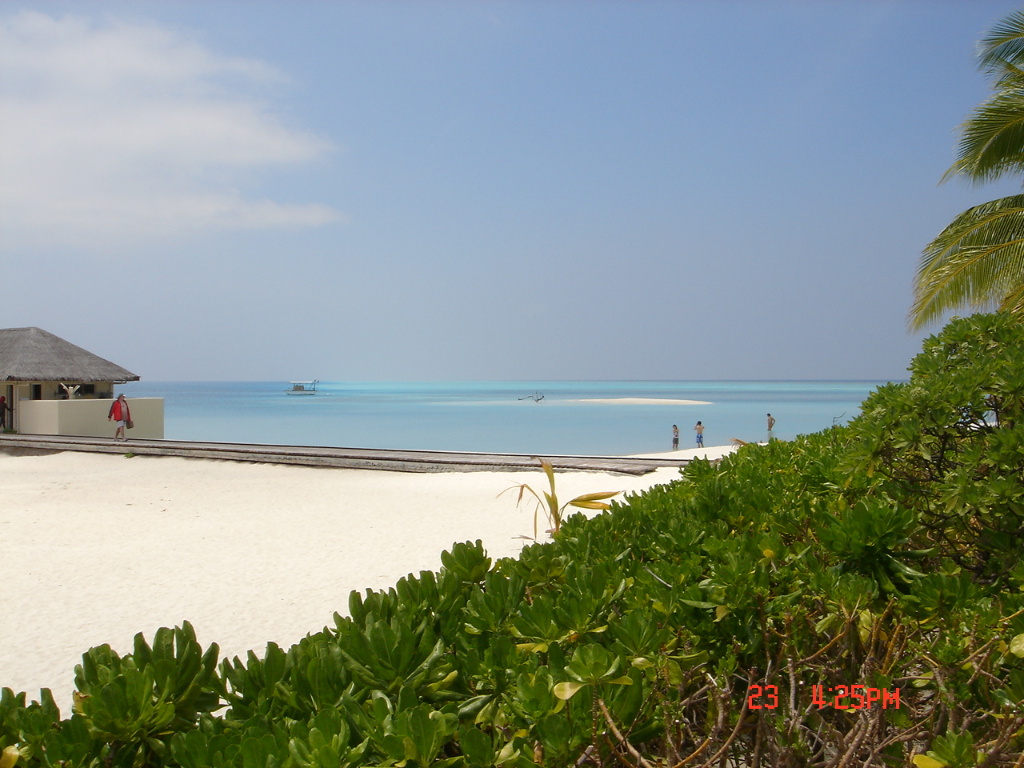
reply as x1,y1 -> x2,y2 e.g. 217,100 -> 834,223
5,313 -> 1024,766
847,312 -> 1024,582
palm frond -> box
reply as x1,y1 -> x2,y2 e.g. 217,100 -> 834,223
998,281 -> 1024,315
920,10 -> 1024,329
943,89 -> 1024,184
910,194 -> 1024,329
979,10 -> 1024,80
941,11 -> 1024,185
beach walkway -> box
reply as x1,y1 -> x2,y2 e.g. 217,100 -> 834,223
0,434 -> 691,475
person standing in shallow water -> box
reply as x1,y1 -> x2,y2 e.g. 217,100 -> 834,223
672,424 -> 679,450
694,421 -> 704,447
108,394 -> 131,441
767,413 -> 776,440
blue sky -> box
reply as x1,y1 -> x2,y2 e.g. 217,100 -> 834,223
2,0 -> 1021,382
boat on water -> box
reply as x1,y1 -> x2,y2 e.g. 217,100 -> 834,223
286,380 -> 319,395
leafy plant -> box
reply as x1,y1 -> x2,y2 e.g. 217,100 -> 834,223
9,314 -> 1024,766
71,622 -> 220,767
817,499 -> 930,593
846,312 -> 1024,581
502,457 -> 621,539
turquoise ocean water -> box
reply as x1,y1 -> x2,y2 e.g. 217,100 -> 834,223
117,381 -> 890,457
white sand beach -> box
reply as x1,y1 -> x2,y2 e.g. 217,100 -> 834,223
0,445 -> 734,715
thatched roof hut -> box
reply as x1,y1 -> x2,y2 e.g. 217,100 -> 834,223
0,327 -> 139,383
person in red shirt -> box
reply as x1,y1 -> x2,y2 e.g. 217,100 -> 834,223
107,394 -> 132,441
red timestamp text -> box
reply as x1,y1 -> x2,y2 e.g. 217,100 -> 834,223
746,684 -> 900,710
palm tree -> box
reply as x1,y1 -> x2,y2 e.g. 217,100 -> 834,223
911,10 -> 1024,330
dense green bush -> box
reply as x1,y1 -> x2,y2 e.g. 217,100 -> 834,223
847,312 -> 1024,583
3,313 -> 1024,766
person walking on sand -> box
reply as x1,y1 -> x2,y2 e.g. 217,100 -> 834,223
694,420 -> 704,448
108,394 -> 132,441
672,424 -> 679,450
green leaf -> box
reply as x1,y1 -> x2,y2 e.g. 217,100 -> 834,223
458,726 -> 492,766
1010,632 -> 1024,657
406,708 -> 441,763
552,681 -> 585,700
680,600 -> 717,609
0,746 -> 20,768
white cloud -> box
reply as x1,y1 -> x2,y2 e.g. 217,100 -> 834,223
0,11 -> 340,251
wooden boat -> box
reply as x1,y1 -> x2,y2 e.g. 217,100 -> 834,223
286,380 -> 319,395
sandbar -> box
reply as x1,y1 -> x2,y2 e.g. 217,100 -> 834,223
574,398 -> 712,405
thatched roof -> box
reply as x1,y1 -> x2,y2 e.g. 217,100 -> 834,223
0,327 -> 139,383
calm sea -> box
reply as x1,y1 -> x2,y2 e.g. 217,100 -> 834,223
116,381 -> 889,456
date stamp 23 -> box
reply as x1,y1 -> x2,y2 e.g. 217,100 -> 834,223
747,683 -> 901,710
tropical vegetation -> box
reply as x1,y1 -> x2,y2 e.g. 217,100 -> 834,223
912,10 -> 1024,329
3,312 -> 1024,766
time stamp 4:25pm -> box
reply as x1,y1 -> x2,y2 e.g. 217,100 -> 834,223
747,684 -> 901,710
